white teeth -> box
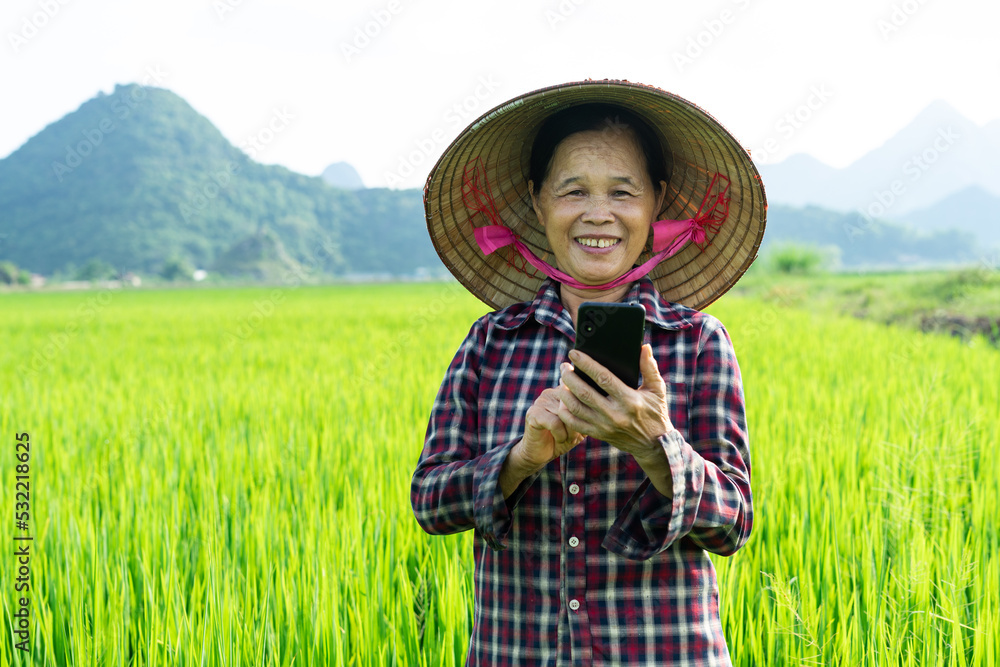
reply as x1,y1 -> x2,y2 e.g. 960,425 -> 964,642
577,237 -> 620,248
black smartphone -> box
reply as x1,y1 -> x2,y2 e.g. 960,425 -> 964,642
572,302 -> 646,396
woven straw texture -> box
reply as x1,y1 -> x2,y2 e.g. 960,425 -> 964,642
424,79 -> 767,311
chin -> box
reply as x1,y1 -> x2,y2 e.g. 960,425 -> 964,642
574,271 -> 624,287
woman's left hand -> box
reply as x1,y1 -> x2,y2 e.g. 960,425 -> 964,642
554,344 -> 675,461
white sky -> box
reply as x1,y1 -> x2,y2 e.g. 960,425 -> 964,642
3,0 -> 999,189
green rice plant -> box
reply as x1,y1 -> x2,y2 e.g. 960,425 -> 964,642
0,281 -> 996,665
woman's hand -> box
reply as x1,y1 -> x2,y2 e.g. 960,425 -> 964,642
517,386 -> 587,469
554,344 -> 674,461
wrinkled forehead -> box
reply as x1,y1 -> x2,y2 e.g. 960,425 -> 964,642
541,126 -> 652,190
548,127 -> 648,170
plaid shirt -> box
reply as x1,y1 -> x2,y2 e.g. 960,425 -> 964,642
411,276 -> 752,666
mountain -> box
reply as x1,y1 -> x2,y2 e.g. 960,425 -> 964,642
762,205 -> 979,268
0,84 -> 984,280
321,162 -> 365,189
760,101 -> 1000,220
212,226 -> 303,280
900,186 -> 1000,249
0,84 -> 440,278
752,154 -> 840,208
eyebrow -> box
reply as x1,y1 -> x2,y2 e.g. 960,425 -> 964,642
554,176 -> 638,189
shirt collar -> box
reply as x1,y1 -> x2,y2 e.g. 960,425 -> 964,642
493,275 -> 695,332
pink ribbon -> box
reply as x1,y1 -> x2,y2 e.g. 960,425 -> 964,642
473,218 -> 705,290
462,157 -> 730,291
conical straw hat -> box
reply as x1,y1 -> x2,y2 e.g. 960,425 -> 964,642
424,79 -> 767,311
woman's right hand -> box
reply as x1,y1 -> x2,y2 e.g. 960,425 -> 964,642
518,386 -> 586,469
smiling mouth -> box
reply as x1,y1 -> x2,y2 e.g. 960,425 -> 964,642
575,237 -> 621,249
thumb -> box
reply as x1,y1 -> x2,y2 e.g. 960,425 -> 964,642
639,344 -> 665,393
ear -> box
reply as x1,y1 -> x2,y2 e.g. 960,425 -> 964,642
654,180 -> 668,218
528,180 -> 544,227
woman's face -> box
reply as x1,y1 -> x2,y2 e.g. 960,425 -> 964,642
529,127 -> 667,286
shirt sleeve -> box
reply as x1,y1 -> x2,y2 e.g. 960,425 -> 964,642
410,319 -> 540,551
602,319 -> 753,561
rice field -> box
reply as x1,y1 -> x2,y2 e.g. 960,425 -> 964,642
1,281 -> 997,666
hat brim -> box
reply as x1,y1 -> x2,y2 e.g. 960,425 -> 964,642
424,79 -> 767,311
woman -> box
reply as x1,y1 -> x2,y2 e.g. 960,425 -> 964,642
411,80 -> 765,666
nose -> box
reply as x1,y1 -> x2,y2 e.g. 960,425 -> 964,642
582,195 -> 614,225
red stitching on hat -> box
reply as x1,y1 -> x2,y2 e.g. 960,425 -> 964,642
462,157 -> 542,278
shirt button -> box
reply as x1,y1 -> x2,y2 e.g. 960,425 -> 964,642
568,536 -> 580,548
569,483 -> 580,495
569,599 -> 580,611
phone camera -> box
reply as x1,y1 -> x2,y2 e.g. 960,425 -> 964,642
582,322 -> 596,335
